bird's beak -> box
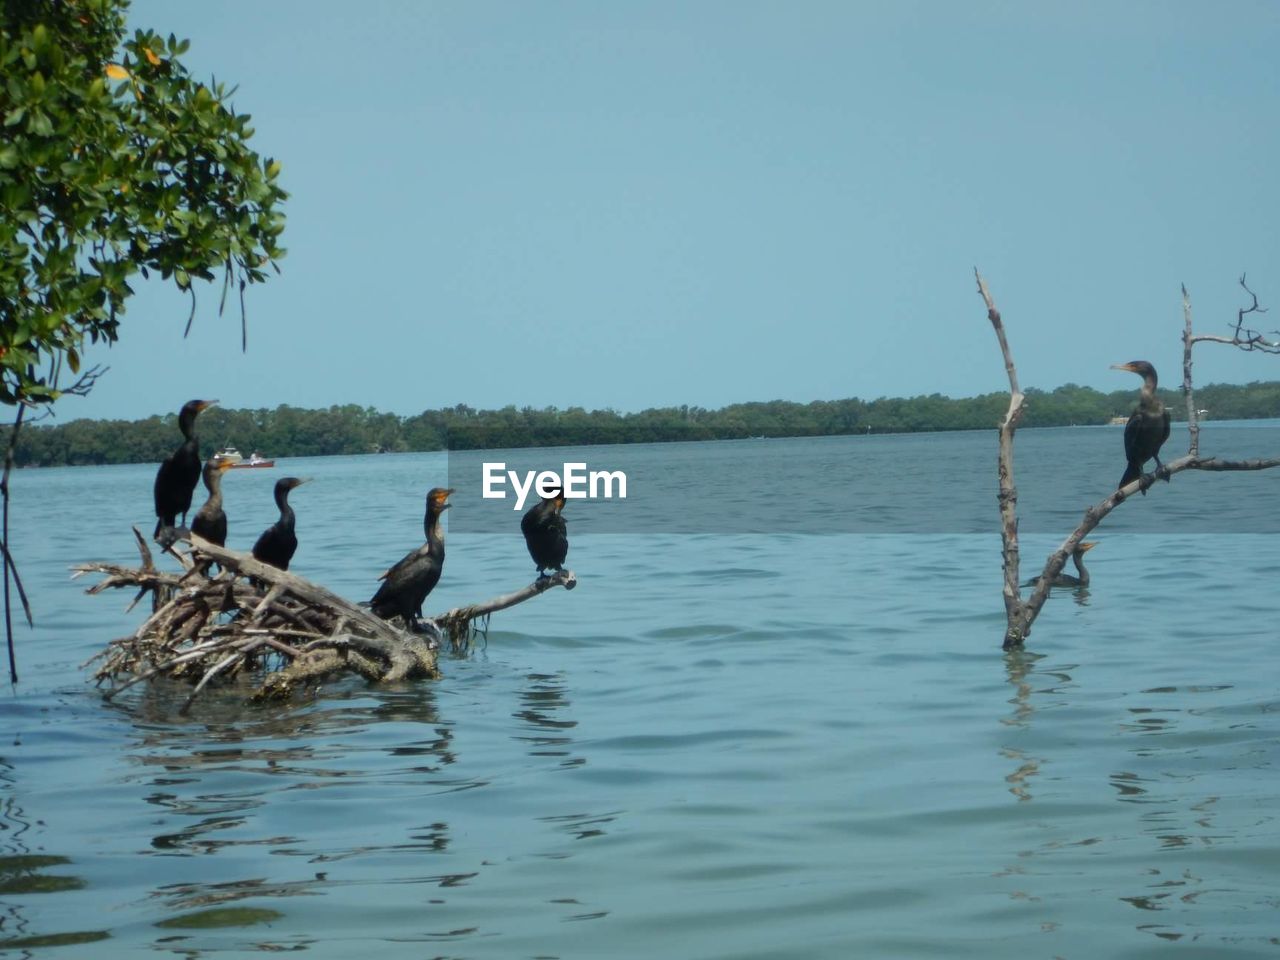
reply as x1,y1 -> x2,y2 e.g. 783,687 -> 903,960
197,399 -> 220,411
1110,363 -> 1137,373
1079,541 -> 1098,553
437,488 -> 455,510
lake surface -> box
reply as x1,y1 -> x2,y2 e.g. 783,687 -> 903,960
4,424 -> 1280,958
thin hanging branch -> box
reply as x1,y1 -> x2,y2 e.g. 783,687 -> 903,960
978,271 -> 1280,650
2,402 -> 30,683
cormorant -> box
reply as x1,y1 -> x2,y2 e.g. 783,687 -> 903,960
1113,360 -> 1171,489
251,477 -> 309,571
521,487 -> 568,577
369,487 -> 453,625
1025,541 -> 1098,589
153,398 -> 218,539
190,456 -> 235,547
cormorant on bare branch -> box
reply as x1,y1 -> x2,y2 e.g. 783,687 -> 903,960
190,456 -> 235,547
1113,361 -> 1170,489
153,398 -> 217,540
252,477 -> 308,571
522,487 -> 568,577
370,487 -> 453,624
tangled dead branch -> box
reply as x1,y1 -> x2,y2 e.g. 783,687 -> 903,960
76,530 -> 576,712
977,271 -> 1280,650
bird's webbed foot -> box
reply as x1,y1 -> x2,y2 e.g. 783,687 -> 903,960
154,525 -> 186,548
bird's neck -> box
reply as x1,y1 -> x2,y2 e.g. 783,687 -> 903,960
426,514 -> 445,549
1138,377 -> 1162,411
1073,553 -> 1089,583
275,491 -> 294,529
206,473 -> 223,510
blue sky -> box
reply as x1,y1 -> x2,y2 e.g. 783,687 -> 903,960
63,1 -> 1280,421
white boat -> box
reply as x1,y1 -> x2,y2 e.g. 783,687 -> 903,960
215,446 -> 244,464
232,452 -> 275,469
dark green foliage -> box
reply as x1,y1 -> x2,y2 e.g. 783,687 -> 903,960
0,0 -> 286,407
11,380 -> 1280,466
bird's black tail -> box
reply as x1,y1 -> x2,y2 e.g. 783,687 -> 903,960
1118,461 -> 1142,489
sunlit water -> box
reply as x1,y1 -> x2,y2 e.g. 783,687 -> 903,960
3,426 -> 1280,958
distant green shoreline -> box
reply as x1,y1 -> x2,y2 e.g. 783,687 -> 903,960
10,380 -> 1280,468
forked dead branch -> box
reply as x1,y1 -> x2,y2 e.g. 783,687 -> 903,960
76,529 -> 575,712
977,271 -> 1280,650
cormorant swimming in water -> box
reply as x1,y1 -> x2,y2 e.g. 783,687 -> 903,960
252,477 -> 309,571
190,456 -> 235,547
369,487 -> 453,625
1025,541 -> 1098,589
1113,360 -> 1171,490
153,398 -> 217,540
521,487 -> 568,577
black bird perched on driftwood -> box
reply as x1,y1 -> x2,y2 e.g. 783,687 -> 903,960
369,487 -> 453,625
1025,541 -> 1098,589
1113,360 -> 1171,490
522,487 -> 568,577
190,456 -> 235,547
252,477 -> 309,571
153,398 -> 217,540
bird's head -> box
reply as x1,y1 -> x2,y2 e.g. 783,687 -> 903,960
1111,360 -> 1158,385
182,398 -> 218,417
543,486 -> 566,512
1076,541 -> 1098,555
178,398 -> 218,433
427,487 -> 454,512
278,476 -> 309,494
205,456 -> 235,477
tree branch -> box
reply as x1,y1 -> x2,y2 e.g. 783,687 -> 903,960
432,570 -> 577,645
975,270 -> 1027,646
982,273 -> 1280,651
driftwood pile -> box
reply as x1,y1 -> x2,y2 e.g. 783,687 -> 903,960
76,529 -> 575,712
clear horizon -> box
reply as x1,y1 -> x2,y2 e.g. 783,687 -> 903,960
52,1 -> 1280,422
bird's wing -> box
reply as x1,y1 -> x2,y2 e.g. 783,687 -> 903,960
375,546 -> 428,590
1123,412 -> 1140,460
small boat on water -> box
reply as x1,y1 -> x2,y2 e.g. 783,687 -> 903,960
231,452 -> 275,469
215,446 -> 243,464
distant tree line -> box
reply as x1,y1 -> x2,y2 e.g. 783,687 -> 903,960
10,381 -> 1280,468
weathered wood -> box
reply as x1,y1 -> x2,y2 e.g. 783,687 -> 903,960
433,570 -> 577,644
979,272 -> 1280,650
976,270 -> 1026,644
76,531 -> 577,708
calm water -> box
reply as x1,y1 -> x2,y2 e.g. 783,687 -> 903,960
3,425 -> 1280,958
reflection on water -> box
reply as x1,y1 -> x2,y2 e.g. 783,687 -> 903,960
993,646 -> 1280,954
0,759 -> 104,954
6,444 -> 1280,957
513,671 -> 583,768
